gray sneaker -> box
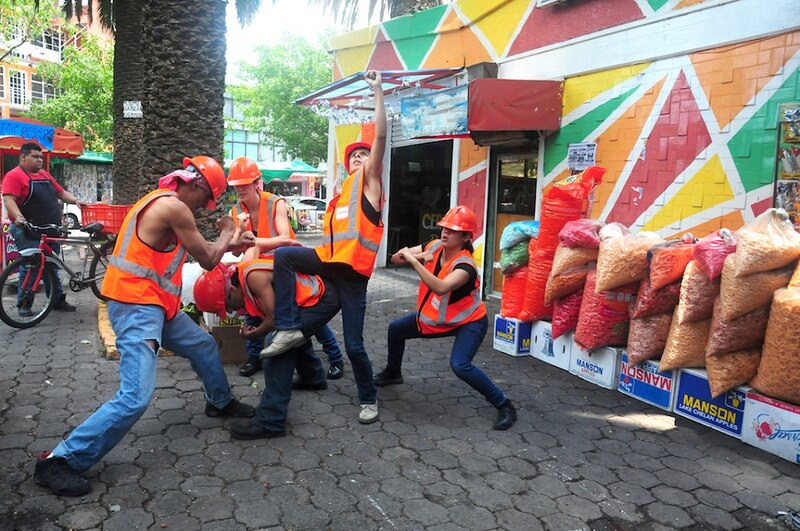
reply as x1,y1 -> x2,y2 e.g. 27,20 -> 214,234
260,330 -> 306,359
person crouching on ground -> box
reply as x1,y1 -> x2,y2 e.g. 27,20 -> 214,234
33,156 -> 257,497
374,206 -> 517,431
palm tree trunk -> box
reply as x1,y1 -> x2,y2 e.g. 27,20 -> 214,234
389,0 -> 441,18
111,0 -> 146,205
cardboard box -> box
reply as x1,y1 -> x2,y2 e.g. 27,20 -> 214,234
493,315 -> 532,356
530,321 -> 572,371
212,321 -> 247,365
742,392 -> 800,464
569,346 -> 622,389
618,352 -> 676,411
673,368 -> 748,438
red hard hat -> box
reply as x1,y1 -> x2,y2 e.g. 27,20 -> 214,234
438,206 -> 478,235
227,157 -> 261,186
344,142 -> 371,174
193,263 -> 233,319
183,156 -> 226,210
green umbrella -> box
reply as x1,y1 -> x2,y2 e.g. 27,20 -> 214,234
223,159 -> 323,183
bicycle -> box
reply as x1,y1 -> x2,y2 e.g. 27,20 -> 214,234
0,221 -> 116,329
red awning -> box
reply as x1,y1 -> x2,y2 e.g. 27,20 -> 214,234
468,79 -> 563,132
0,117 -> 84,158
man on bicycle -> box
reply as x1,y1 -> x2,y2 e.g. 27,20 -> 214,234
33,156 -> 257,496
2,142 -> 86,315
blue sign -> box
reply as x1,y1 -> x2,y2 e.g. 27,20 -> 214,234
674,370 -> 747,437
618,353 -> 675,411
400,85 -> 468,140
0,119 -> 55,150
493,316 -> 532,356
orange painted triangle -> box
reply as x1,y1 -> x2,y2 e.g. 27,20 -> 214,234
691,32 -> 800,129
590,76 -> 667,218
333,61 -> 344,83
423,12 -> 492,69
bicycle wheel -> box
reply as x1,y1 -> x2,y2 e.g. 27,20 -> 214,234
89,240 -> 115,300
0,257 -> 58,329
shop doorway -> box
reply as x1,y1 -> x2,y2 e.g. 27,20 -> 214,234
486,150 -> 538,294
387,141 -> 453,260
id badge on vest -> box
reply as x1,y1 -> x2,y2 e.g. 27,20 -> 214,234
335,206 -> 349,220
430,295 -> 441,310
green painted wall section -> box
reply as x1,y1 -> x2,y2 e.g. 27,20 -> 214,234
728,65 -> 800,193
543,86 -> 639,176
647,0 -> 670,10
382,5 -> 448,69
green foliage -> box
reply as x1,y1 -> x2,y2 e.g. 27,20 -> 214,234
25,35 -> 113,152
0,0 -> 63,63
232,34 -> 332,166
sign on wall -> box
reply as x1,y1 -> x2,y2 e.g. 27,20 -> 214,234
400,85 -> 468,140
0,119 -> 55,150
567,142 -> 597,171
123,101 -> 143,119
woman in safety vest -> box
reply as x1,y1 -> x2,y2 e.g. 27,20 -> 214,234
374,206 -> 517,431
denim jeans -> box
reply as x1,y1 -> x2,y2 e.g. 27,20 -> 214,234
386,314 -> 506,408
272,246 -> 376,404
52,302 -> 235,472
9,223 -> 65,304
245,313 -> 341,365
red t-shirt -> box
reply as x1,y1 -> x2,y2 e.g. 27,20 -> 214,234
2,166 -> 65,220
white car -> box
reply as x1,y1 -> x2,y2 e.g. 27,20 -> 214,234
286,196 -> 327,212
63,203 -> 82,230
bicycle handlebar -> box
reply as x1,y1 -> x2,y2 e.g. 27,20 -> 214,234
22,222 -> 69,238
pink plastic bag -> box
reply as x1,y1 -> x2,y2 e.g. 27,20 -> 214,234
630,277 -> 681,319
552,289 -> 583,339
558,219 -> 603,249
574,270 -> 638,350
693,229 -> 737,280
676,261 -> 720,324
627,313 -> 672,365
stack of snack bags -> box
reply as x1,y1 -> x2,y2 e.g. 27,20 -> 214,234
518,167 -> 605,321
546,220 -> 603,339
498,220 -> 540,318
626,235 -> 695,364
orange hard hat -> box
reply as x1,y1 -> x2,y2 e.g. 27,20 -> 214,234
183,156 -> 226,210
344,142 -> 371,174
227,157 -> 262,186
438,206 -> 478,235
193,263 -> 234,319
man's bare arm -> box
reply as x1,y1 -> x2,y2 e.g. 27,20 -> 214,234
3,195 -> 25,225
164,199 -> 235,269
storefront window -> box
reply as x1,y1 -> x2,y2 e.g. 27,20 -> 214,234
498,157 -> 537,215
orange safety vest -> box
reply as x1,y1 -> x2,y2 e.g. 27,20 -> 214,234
102,189 -> 188,320
236,259 -> 325,319
416,240 -> 486,334
231,191 -> 295,241
315,168 -> 383,278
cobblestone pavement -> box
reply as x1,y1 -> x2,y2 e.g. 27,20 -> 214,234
1,260 -> 799,530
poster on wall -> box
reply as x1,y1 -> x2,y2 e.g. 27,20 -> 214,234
400,85 -> 468,140
567,142 -> 597,171
774,103 -> 800,228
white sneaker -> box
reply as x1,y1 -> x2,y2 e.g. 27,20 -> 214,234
259,330 -> 306,359
358,403 -> 379,424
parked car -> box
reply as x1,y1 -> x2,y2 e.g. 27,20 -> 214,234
63,203 -> 81,230
286,196 -> 327,212
284,196 -> 328,231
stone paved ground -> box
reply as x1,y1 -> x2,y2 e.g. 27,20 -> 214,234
1,253 -> 799,530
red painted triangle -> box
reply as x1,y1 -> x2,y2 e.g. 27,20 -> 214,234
368,28 -> 404,70
607,71 -> 712,227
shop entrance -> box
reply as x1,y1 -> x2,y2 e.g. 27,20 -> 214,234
387,141 -> 453,260
486,150 -> 538,294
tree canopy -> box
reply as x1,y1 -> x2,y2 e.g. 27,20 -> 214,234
25,35 -> 113,152
232,34 -> 332,166
0,0 -> 62,63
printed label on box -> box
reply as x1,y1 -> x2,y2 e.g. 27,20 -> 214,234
742,392 -> 800,464
618,352 -> 675,411
674,370 -> 746,437
569,346 -> 621,389
493,315 -> 532,356
531,321 -> 571,371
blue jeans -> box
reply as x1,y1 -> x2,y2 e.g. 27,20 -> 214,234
52,302 -> 235,472
387,314 -> 507,408
272,246 -> 376,404
9,223 -> 65,304
245,313 -> 341,365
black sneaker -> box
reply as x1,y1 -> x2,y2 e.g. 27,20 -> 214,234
205,399 -> 255,418
374,368 -> 403,386
493,399 -> 517,431
34,453 -> 90,496
327,361 -> 344,380
229,420 -> 286,440
239,359 -> 262,377
53,296 -> 77,312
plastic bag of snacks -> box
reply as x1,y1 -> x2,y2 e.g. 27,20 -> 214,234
544,265 -> 592,305
630,277 -> 681,319
658,308 -> 711,371
692,229 -> 737,280
706,349 -> 761,398
719,253 -> 793,320
517,243 -> 554,321
551,245 -> 598,277
536,167 -> 605,250
676,261 -> 720,324
500,266 -> 528,319
749,288 -> 800,405
733,208 -> 800,277
499,241 -> 530,275
552,289 -> 583,339
791,260 -> 800,287
574,270 -> 638,350
499,220 -> 540,251
648,235 -> 695,291
705,298 -> 770,357
558,219 -> 603,249
627,313 -> 672,365
595,227 -> 664,293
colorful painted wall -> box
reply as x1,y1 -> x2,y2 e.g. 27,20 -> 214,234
328,0 -> 798,237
